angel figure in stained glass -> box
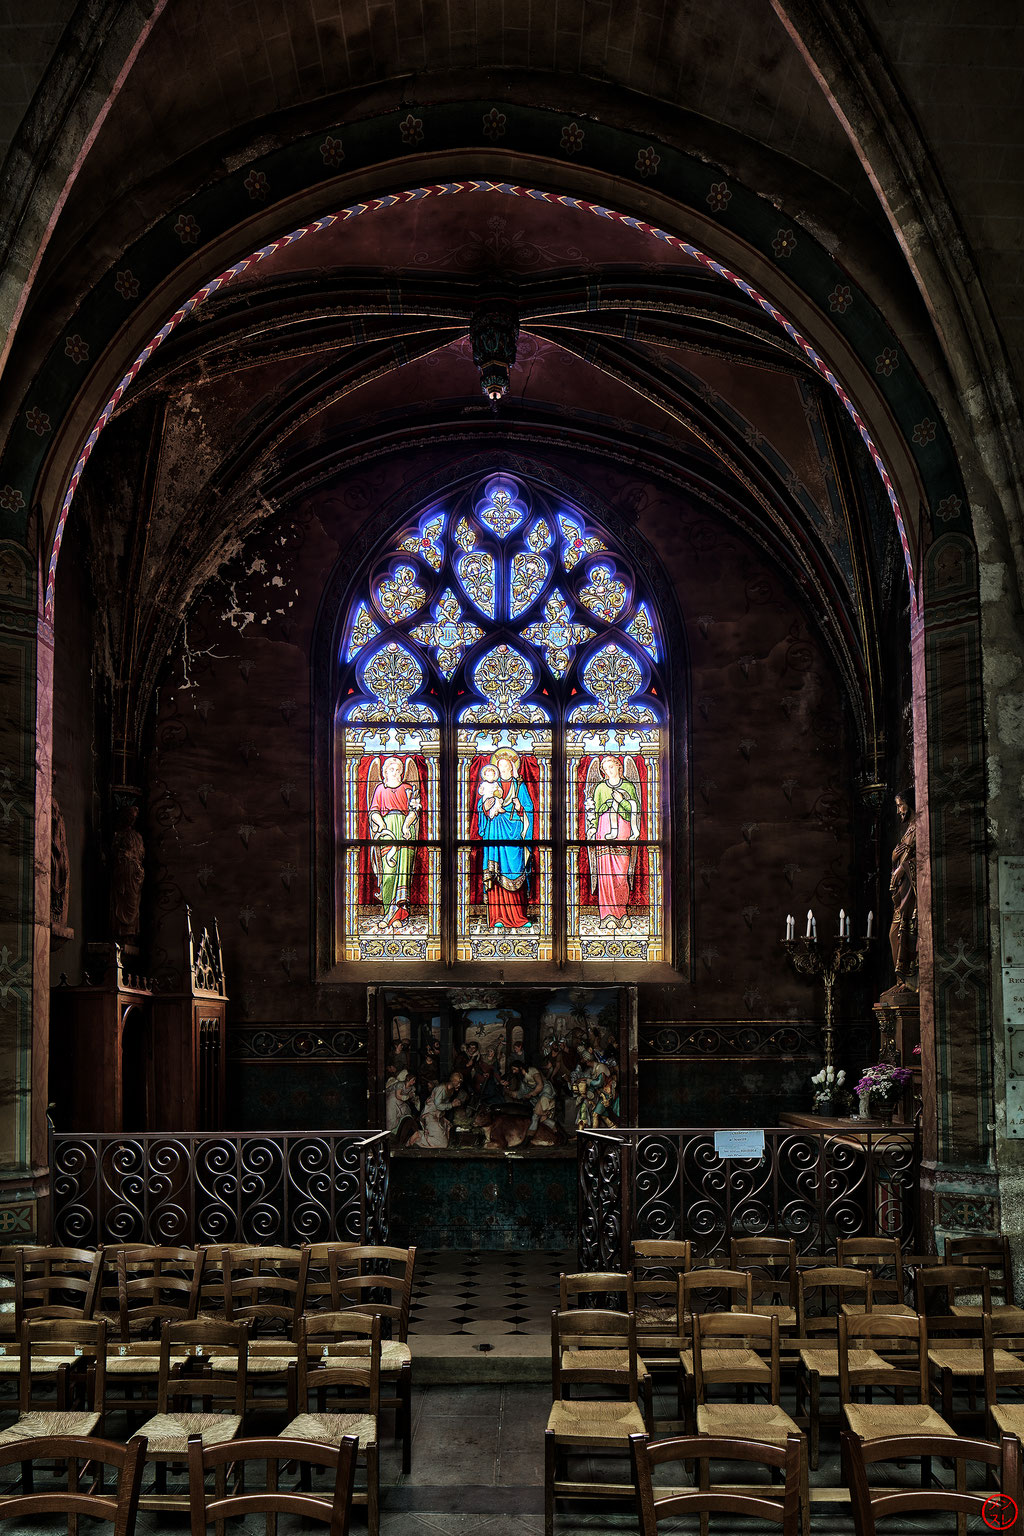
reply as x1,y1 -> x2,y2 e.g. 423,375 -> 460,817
368,755 -> 421,927
585,755 -> 642,928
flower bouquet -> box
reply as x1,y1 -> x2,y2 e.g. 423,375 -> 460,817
856,1062 -> 912,1121
810,1065 -> 846,1116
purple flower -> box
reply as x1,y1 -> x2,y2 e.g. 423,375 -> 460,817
0,485 -> 25,512
706,182 -> 731,212
773,228 -> 797,259
25,406 -> 51,436
561,122 -> 585,155
828,284 -> 852,314
244,169 -> 269,201
399,114 -> 423,145
320,135 -> 345,167
64,334 -> 89,364
875,347 -> 899,377
913,417 -> 937,446
115,269 -> 139,300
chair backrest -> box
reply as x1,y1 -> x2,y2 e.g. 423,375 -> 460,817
914,1263 -> 991,1327
730,1237 -> 797,1308
797,1266 -> 872,1336
631,1431 -> 801,1535
632,1240 -> 691,1277
838,1312 -> 927,1405
14,1246 -> 101,1326
157,1319 -> 248,1416
836,1237 -> 906,1310
325,1246 -> 415,1340
551,1308 -> 638,1401
222,1246 -> 309,1335
843,1428 -> 1021,1536
692,1312 -> 780,1405
681,1268 -> 753,1316
0,1433 -> 146,1535
296,1310 -> 381,1419
19,1317 -> 108,1414
118,1247 -> 205,1338
984,1312 -> 1024,1407
559,1272 -> 632,1310
303,1243 -> 361,1312
945,1235 -> 1015,1306
187,1433 -> 358,1536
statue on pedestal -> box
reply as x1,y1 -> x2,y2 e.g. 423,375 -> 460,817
50,795 -> 70,931
112,803 -> 145,938
881,787 -> 917,1002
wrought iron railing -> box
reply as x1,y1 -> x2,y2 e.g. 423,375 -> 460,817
50,1130 -> 389,1249
577,1126 -> 920,1271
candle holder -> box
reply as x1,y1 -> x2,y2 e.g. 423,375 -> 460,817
782,933 -> 873,1112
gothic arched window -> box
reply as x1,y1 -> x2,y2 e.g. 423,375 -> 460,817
337,474 -> 666,966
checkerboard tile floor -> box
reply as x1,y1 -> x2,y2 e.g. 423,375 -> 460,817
408,1250 -> 575,1336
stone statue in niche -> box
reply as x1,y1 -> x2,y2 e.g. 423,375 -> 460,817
111,803 -> 145,937
50,795 -> 70,930
881,787 -> 917,999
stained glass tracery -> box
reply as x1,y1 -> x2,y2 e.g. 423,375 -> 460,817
337,474 -> 667,965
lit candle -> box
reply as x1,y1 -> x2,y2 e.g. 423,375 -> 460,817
806,910 -> 813,938
839,907 -> 845,938
867,910 -> 874,938
787,914 -> 795,939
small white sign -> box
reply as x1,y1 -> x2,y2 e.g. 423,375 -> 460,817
714,1129 -> 766,1160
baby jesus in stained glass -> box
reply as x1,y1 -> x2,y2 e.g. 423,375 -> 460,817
476,763 -> 502,819
368,755 -> 421,929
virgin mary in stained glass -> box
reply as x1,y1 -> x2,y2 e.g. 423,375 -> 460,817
476,748 -> 534,930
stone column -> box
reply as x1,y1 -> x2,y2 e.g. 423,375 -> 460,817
0,538 -> 51,1237
917,533 -> 998,1239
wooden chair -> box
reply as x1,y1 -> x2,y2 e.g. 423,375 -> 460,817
984,1310 -> 1024,1443
678,1268 -> 753,1430
730,1237 -> 798,1328
559,1273 -> 652,1431
691,1311 -> 809,1536
188,1432 -> 358,1536
106,1247 -> 206,1423
278,1310 -> 381,1536
926,1270 -> 1020,1422
0,1318 -> 108,1448
839,1312 -> 955,1452
915,1262 -> 991,1340
843,1427 -> 1023,1536
0,1432 -> 146,1535
630,1429 -> 802,1536
544,1308 -> 646,1536
631,1250 -> 691,1423
14,1248 -> 101,1328
946,1234 -> 1024,1327
133,1319 -> 249,1511
303,1244 -> 361,1315
794,1264 -> 872,1469
211,1246 -> 307,1417
836,1236 -> 915,1317
326,1244 -> 415,1472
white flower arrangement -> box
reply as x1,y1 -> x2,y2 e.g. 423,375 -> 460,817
811,1067 -> 845,1089
811,1065 -> 847,1113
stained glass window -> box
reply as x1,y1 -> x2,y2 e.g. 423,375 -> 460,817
336,473 -> 667,965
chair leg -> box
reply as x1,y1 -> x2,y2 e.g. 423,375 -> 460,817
800,1438 -> 810,1536
400,1366 -> 412,1474
642,1375 -> 653,1433
698,1452 -> 710,1536
809,1373 -> 820,1471
365,1441 -> 380,1536
544,1429 -> 556,1536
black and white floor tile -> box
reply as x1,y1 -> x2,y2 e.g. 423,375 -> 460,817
409,1250 -> 574,1336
